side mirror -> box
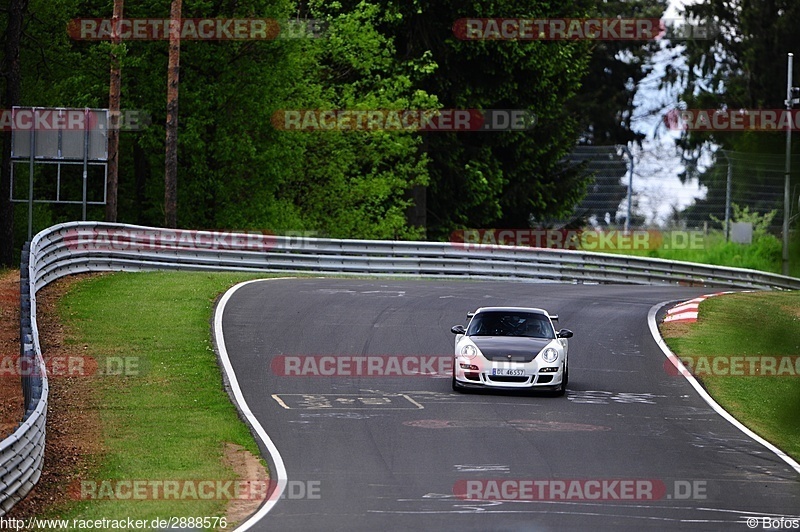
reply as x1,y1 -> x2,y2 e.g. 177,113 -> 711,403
451,325 -> 466,335
557,329 -> 573,338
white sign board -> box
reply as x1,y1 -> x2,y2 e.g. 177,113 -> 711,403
731,222 -> 753,244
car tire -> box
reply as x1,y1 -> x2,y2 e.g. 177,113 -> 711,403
555,363 -> 568,396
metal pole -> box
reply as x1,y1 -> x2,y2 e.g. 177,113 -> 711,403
725,151 -> 732,241
27,111 -> 35,240
784,53 -> 793,276
624,145 -> 633,233
82,108 -> 89,221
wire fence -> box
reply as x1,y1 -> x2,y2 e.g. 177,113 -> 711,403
563,145 -> 632,228
562,146 -> 797,235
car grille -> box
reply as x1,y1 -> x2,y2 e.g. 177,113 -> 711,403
484,354 -> 537,363
486,375 -> 529,383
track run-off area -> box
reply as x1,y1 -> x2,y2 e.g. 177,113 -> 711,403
215,278 -> 800,531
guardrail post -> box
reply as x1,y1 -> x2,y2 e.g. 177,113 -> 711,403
19,243 -> 31,413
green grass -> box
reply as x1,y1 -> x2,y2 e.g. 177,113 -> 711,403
601,231 -> 796,275
662,291 -> 800,461
41,271 -> 269,527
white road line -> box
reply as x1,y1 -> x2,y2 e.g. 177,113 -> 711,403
402,394 -> 425,409
271,394 -> 291,410
213,278 -> 292,531
648,300 -> 800,475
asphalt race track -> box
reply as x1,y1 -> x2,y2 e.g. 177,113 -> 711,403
219,278 -> 800,531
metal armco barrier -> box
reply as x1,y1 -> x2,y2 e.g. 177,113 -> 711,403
3,221 -> 799,514
0,243 -> 46,515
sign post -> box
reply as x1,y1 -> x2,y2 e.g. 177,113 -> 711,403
10,107 -> 109,238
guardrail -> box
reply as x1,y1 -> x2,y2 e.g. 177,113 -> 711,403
3,221 -> 799,514
0,243 -> 47,515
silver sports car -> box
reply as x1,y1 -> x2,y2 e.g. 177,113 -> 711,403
450,307 -> 572,395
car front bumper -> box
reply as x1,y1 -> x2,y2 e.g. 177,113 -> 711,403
454,357 -> 565,389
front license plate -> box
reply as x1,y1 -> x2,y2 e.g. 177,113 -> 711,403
491,368 -> 527,376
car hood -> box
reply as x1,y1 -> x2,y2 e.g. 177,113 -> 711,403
470,336 -> 553,363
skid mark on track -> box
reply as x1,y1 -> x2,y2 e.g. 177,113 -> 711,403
403,419 -> 611,432
271,393 -> 423,410
567,390 -> 666,405
298,412 -> 387,419
454,464 -> 511,473
367,495 -> 766,526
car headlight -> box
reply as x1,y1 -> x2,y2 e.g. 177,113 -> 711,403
542,347 -> 558,363
460,344 -> 478,359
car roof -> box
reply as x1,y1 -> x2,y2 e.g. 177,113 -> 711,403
472,306 -> 550,316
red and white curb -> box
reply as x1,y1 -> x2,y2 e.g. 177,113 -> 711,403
662,291 -> 741,324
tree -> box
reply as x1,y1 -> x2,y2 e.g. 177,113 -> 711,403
666,0 -> 800,160
164,0 -> 180,228
105,0 -> 124,222
0,0 -> 28,266
664,0 -> 800,229
390,0 -> 594,237
273,0 -> 437,239
7,0 -> 665,243
570,0 -> 667,147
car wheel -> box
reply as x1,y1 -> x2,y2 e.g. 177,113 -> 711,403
555,363 -> 568,396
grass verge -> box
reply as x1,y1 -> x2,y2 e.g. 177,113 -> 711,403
604,231 -> 795,275
661,290 -> 800,461
39,271 -> 269,527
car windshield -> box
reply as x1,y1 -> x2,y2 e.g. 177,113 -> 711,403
466,311 -> 555,338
